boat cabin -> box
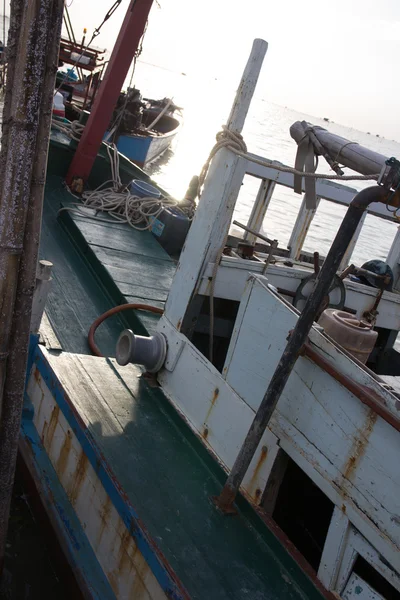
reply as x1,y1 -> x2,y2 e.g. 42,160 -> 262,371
145,43 -> 400,600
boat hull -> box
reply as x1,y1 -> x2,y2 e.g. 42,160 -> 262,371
115,111 -> 181,168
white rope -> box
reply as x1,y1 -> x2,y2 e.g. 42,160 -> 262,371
197,125 -> 379,197
59,144 -> 192,230
52,118 -> 85,142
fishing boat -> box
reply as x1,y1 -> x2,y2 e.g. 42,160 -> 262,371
2,1 -> 400,599
107,88 -> 182,168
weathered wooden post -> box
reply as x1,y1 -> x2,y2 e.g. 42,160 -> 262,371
0,0 -> 64,574
163,39 -> 268,334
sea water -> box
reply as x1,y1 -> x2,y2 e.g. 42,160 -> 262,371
133,61 -> 400,268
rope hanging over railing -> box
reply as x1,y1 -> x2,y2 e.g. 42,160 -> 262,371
197,125 -> 380,199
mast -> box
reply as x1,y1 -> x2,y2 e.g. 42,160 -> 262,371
0,0 -> 64,574
66,0 -> 154,187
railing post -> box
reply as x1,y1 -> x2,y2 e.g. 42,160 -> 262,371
386,226 -> 400,291
288,193 -> 320,259
338,211 -> 366,272
162,39 -> 268,334
30,260 -> 53,334
244,179 -> 275,245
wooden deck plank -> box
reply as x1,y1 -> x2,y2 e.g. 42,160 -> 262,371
43,176 -> 174,351
40,182 -> 126,356
71,217 -> 174,263
91,247 -> 174,292
44,349 -> 323,600
56,192 -> 176,335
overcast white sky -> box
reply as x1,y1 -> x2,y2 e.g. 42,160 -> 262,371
66,0 -> 400,139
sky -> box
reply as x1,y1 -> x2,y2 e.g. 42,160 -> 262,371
65,0 -> 400,139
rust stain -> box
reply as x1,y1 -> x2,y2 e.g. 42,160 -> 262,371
177,318 -> 182,331
249,445 -> 268,499
107,521 -> 150,599
41,420 -> 48,444
34,367 -> 41,383
129,551 -> 150,599
56,429 -> 72,478
96,496 -> 112,549
203,387 -> 219,432
44,405 -> 59,450
117,528 -> 132,573
68,450 -> 88,506
343,409 -> 377,483
36,390 -> 45,421
107,570 -> 118,596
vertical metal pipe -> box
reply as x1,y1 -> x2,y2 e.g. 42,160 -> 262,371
214,185 -> 388,513
0,0 -> 64,573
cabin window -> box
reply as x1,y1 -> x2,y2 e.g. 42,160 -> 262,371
265,453 -> 334,571
349,556 -> 400,600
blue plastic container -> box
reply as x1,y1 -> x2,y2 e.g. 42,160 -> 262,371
150,206 -> 191,255
130,179 -> 161,199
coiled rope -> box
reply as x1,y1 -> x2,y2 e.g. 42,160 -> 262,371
59,144 -> 193,231
52,118 -> 85,142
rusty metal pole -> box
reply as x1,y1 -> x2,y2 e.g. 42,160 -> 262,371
65,0 -> 154,187
0,0 -> 64,574
214,186 -> 390,514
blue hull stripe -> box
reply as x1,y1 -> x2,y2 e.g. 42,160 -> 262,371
29,343 -> 188,600
20,419 -> 117,600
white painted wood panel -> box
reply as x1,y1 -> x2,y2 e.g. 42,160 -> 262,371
157,276 -> 400,578
343,574 -> 384,600
198,259 -> 400,331
224,277 -> 400,553
318,507 -> 350,590
244,157 -> 397,223
335,527 -> 400,595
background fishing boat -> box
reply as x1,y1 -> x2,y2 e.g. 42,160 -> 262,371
106,89 -> 183,168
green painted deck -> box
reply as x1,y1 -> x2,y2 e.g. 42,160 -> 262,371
45,349 -> 323,600
38,141 -> 324,599
42,174 -> 175,354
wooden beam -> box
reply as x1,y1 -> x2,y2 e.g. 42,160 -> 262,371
244,159 -> 399,223
0,0 -> 64,571
386,226 -> 400,291
244,178 -> 276,245
260,447 -> 289,514
317,506 -> 350,591
164,39 -> 268,332
338,211 -> 367,271
288,194 -> 321,259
